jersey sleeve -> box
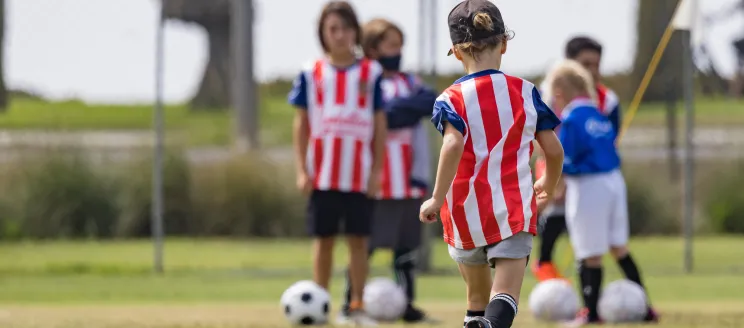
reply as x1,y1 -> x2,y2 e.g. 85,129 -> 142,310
533,87 -> 561,132
287,72 -> 308,109
372,75 -> 384,111
431,94 -> 466,136
607,104 -> 621,140
557,115 -> 587,168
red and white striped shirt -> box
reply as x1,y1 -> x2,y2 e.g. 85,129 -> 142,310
289,58 -> 384,193
432,69 -> 560,249
378,73 -> 426,199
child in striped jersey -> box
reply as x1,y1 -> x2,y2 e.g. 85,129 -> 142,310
340,18 -> 438,324
288,1 -> 386,326
418,1 -> 564,327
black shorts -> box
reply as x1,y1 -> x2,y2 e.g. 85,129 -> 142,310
370,199 -> 422,249
307,190 -> 374,237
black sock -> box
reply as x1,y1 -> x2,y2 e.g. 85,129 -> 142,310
617,253 -> 645,290
343,248 -> 376,312
464,310 -> 485,327
579,263 -> 603,322
484,293 -> 517,328
393,248 -> 417,306
538,215 -> 565,263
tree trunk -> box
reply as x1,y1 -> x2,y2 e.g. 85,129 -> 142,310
632,0 -> 683,102
0,0 -> 8,111
190,25 -> 231,110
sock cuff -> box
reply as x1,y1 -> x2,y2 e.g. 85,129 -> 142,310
491,293 -> 518,314
466,310 -> 485,317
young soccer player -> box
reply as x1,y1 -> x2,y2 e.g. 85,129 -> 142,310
418,1 -> 564,327
545,60 -> 658,326
339,18 -> 438,324
288,1 -> 386,325
532,36 -> 621,282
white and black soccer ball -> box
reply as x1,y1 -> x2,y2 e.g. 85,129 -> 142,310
280,280 -> 330,325
598,279 -> 648,323
363,277 -> 407,322
528,278 -> 581,322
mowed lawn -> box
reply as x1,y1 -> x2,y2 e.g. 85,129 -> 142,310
0,97 -> 742,147
1,237 -> 744,327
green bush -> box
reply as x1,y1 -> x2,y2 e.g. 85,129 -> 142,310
116,151 -> 192,237
14,151 -> 120,239
624,169 -> 679,236
703,163 -> 744,234
190,154 -> 305,237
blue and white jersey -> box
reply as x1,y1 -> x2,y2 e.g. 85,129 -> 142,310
559,98 -> 620,176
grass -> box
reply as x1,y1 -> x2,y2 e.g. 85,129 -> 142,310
0,237 -> 743,326
0,96 -> 741,147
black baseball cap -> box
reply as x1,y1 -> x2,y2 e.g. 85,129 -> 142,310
447,0 -> 506,56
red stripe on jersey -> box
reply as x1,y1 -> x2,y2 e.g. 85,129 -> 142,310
381,151 -> 392,198
596,84 -> 607,113
402,143 -> 413,199
399,73 -> 412,89
503,76 -> 527,234
313,60 -> 324,106
335,70 -> 347,105
351,140 -> 364,192
472,75 -> 501,243
358,59 -> 371,109
330,137 -> 343,190
445,85 -> 475,247
312,138 -> 324,189
528,142 -> 537,234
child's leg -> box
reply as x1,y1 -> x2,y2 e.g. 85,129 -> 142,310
578,256 -> 604,322
342,247 -> 375,312
307,191 -> 343,290
395,199 -> 424,308
537,213 -> 566,264
342,193 -> 375,310
480,232 -> 533,328
448,246 -> 491,327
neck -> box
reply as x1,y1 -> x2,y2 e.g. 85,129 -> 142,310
464,54 -> 502,75
328,51 -> 356,67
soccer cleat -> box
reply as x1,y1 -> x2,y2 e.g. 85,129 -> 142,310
336,308 -> 378,327
563,307 -> 603,327
532,261 -> 565,282
465,317 -> 493,328
644,307 -> 660,323
401,305 -> 441,324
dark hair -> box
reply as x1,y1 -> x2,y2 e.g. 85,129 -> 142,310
362,18 -> 404,58
565,36 -> 603,59
317,1 -> 362,52
454,12 -> 513,60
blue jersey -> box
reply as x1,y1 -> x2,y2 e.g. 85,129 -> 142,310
559,98 -> 620,176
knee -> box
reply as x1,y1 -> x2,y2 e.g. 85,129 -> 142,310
316,237 -> 335,251
581,256 -> 603,268
346,236 -> 368,252
610,246 -> 629,259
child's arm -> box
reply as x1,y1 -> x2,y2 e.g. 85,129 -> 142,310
531,86 -> 564,210
385,87 -> 438,129
288,72 -> 312,194
368,75 -> 388,197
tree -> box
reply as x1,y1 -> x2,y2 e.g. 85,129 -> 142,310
162,0 -> 231,110
0,0 -> 8,111
632,0 -> 683,102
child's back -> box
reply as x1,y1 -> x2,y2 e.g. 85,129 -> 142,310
559,98 -> 620,176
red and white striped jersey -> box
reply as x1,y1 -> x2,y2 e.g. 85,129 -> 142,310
288,58 -> 384,193
432,69 -> 560,249
378,73 -> 426,199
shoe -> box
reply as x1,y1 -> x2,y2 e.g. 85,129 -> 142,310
465,317 -> 493,328
336,307 -> 378,327
644,307 -> 660,323
563,308 -> 602,327
401,305 -> 441,324
532,261 -> 564,282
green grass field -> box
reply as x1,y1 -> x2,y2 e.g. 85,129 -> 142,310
0,97 -> 742,147
1,237 -> 743,327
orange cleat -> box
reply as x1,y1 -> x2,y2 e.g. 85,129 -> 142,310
532,261 -> 564,282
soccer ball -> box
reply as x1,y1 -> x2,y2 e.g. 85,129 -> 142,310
528,279 -> 580,322
363,277 -> 407,322
280,280 -> 330,325
598,279 -> 648,323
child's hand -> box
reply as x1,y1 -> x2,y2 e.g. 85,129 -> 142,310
296,173 -> 312,195
366,170 -> 382,198
533,177 -> 554,213
419,198 -> 442,223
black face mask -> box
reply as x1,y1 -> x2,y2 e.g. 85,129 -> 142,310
378,55 -> 402,71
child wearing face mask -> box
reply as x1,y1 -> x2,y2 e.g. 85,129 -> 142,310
339,18 -> 438,324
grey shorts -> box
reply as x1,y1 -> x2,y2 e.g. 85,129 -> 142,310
370,199 -> 423,249
448,232 -> 533,268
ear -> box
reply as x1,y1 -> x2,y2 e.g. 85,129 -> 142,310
453,47 -> 463,61
501,40 -> 508,55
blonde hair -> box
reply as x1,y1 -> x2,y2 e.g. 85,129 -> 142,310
543,59 -> 597,103
454,12 -> 513,60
